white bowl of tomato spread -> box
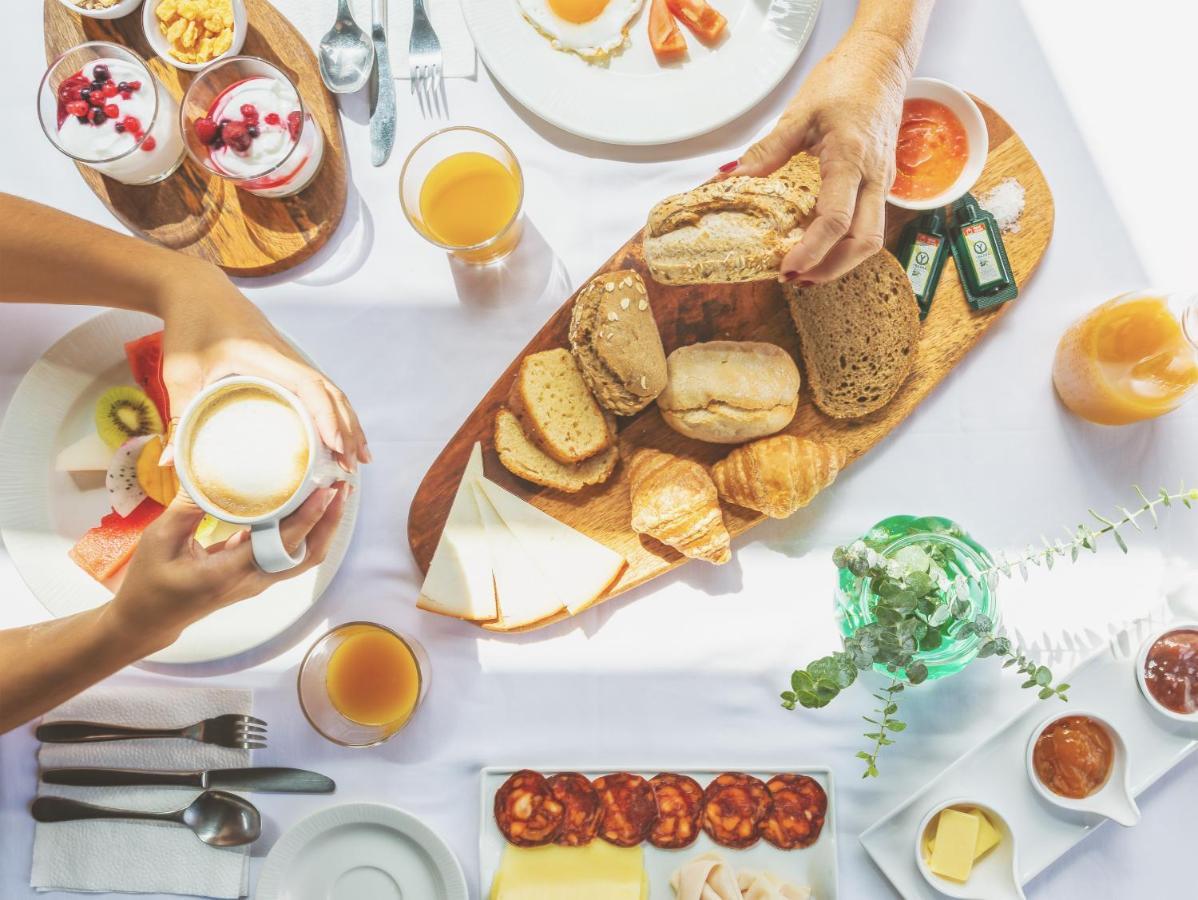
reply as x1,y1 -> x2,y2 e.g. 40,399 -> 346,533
1135,621 -> 1198,723
888,77 -> 988,212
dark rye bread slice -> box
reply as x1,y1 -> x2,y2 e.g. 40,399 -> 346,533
784,250 -> 919,419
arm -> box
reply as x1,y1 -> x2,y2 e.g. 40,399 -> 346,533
725,0 -> 934,283
0,193 -> 369,468
0,485 -> 347,734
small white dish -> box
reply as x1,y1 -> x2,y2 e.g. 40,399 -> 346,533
914,799 -> 1023,900
1135,620 -> 1198,723
55,0 -> 144,20
142,0 -> 247,72
1024,709 -> 1140,827
887,76 -> 988,211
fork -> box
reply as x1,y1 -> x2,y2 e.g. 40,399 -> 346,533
409,0 -> 443,115
36,715 -> 267,750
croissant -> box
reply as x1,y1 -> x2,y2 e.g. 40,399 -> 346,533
628,448 -> 731,565
712,436 -> 846,519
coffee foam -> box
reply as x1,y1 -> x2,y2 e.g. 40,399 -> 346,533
185,385 -> 310,518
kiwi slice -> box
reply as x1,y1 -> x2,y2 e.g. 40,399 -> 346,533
95,386 -> 163,449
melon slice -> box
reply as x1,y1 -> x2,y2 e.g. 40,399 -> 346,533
125,331 -> 170,422
69,498 -> 165,583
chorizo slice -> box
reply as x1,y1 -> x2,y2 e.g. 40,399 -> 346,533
702,772 -> 771,849
547,772 -> 601,847
648,772 -> 704,849
761,773 -> 828,849
594,772 -> 658,847
494,769 -> 565,847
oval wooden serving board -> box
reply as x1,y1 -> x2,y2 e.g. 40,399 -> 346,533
408,98 -> 1055,632
43,0 -> 347,277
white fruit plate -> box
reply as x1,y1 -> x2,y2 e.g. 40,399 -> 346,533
480,766 -> 838,898
859,612 -> 1198,898
0,310 -> 359,665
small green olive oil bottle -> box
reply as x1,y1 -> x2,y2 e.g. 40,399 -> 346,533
949,193 -> 1017,310
897,209 -> 948,320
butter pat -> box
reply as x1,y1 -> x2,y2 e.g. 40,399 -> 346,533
928,808 -> 980,883
924,807 -> 1000,863
491,842 -> 646,900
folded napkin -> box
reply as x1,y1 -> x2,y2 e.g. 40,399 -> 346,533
31,685 -> 253,898
282,0 -> 477,79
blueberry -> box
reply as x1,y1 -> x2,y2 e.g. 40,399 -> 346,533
114,122 -> 125,133
247,125 -> 259,138
80,88 -> 91,102
91,81 -> 105,93
93,64 -> 109,82
76,115 -> 89,124
117,81 -> 129,92
91,109 -> 106,125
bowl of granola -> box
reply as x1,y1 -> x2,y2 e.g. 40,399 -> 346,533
57,0 -> 145,20
142,0 -> 247,71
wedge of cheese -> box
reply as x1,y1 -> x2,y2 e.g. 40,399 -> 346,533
472,481 -> 565,629
416,444 -> 497,622
477,478 -> 625,616
490,842 -> 646,900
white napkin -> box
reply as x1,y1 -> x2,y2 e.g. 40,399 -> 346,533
281,0 -> 478,79
31,685 -> 254,898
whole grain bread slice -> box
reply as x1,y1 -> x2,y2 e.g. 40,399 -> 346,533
494,408 -> 618,492
508,348 -> 613,464
784,249 -> 919,419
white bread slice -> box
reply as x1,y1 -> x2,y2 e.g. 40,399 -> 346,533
478,478 -> 626,616
416,444 -> 497,622
471,481 -> 566,629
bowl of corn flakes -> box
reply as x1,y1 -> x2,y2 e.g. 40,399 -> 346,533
57,0 -> 145,20
143,0 -> 246,71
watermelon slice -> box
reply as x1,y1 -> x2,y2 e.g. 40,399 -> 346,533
125,331 -> 170,423
68,498 -> 165,584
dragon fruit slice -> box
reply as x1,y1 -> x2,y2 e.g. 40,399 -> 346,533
106,435 -> 154,517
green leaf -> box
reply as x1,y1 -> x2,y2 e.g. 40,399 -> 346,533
863,732 -> 883,740
855,751 -> 873,761
1003,657 -> 1018,668
1056,683 -> 1071,693
1035,666 -> 1052,686
781,691 -> 796,702
920,627 -> 943,651
1038,687 -> 1055,700
1021,679 -> 1037,689
887,720 -> 907,732
893,545 -> 931,572
791,670 -> 813,693
907,662 -> 929,685
1113,529 -> 1128,553
929,605 -> 951,627
905,571 -> 933,595
973,614 -> 994,633
950,599 -> 972,619
884,703 -> 898,715
977,640 -> 997,659
877,736 -> 894,746
814,680 -> 840,702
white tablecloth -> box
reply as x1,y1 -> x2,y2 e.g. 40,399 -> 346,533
2,1 -> 1196,898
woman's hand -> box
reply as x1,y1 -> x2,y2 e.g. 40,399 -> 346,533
726,29 -> 919,284
107,485 -> 348,652
156,262 -> 370,471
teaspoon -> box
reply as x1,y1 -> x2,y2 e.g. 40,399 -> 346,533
318,0 -> 375,94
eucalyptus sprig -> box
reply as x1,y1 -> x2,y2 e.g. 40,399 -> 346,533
782,484 -> 1196,779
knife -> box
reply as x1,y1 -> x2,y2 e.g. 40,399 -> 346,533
42,766 -> 336,793
369,0 -> 396,166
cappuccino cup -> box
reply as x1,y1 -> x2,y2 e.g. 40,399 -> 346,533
174,376 -> 341,573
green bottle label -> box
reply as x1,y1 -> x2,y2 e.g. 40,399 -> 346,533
963,222 -> 1001,287
906,232 -> 940,297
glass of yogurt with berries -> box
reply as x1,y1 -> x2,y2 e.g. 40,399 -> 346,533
181,56 -> 324,198
37,42 -> 185,186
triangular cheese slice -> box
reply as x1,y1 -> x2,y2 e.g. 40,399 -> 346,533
478,478 -> 625,616
416,444 -> 496,622
471,481 -> 566,629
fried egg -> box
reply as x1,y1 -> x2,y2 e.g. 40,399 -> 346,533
517,0 -> 645,61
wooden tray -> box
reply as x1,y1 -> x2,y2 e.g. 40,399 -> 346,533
408,98 -> 1055,630
43,0 -> 347,277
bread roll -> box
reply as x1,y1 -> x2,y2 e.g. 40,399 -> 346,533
628,448 -> 730,565
643,154 -> 820,285
656,341 -> 800,444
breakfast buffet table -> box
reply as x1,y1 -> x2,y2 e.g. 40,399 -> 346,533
2,1 -> 1196,898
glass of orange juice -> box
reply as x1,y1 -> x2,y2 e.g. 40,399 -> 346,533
298,622 -> 429,747
1053,292 -> 1198,425
399,126 -> 524,265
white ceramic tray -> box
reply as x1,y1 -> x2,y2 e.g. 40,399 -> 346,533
859,616 -> 1198,898
480,766 -> 838,898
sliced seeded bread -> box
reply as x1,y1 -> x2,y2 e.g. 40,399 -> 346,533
568,270 -> 667,416
508,348 -> 613,464
784,249 -> 919,419
494,407 -> 618,492
643,153 -> 821,285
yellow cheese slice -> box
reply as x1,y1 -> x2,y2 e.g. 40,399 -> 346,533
477,478 -> 626,616
928,807 -> 979,883
924,807 -> 1001,862
490,842 -> 646,900
417,443 -> 497,622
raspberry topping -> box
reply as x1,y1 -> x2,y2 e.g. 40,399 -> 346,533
102,82 -> 118,98
123,115 -> 142,134
287,110 -> 301,141
240,103 -> 259,123
194,116 -> 219,145
264,112 -> 280,126
141,136 -> 157,152
221,120 -> 252,152
66,100 -> 88,118
104,103 -> 120,119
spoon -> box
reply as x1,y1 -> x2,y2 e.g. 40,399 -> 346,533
32,789 -> 261,847
318,0 -> 375,94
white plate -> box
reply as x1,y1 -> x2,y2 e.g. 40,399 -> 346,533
0,310 -> 359,665
859,615 -> 1198,898
480,766 -> 838,897
255,802 -> 468,900
462,0 -> 822,146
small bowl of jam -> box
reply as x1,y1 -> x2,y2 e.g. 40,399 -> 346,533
1025,710 -> 1140,827
1136,621 -> 1198,723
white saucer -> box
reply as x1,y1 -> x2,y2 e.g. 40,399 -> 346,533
255,803 -> 467,900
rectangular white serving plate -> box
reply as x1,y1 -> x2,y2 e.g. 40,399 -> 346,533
480,767 -> 839,899
859,618 -> 1198,898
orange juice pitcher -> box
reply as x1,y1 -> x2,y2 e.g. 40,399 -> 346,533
1053,292 -> 1198,425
